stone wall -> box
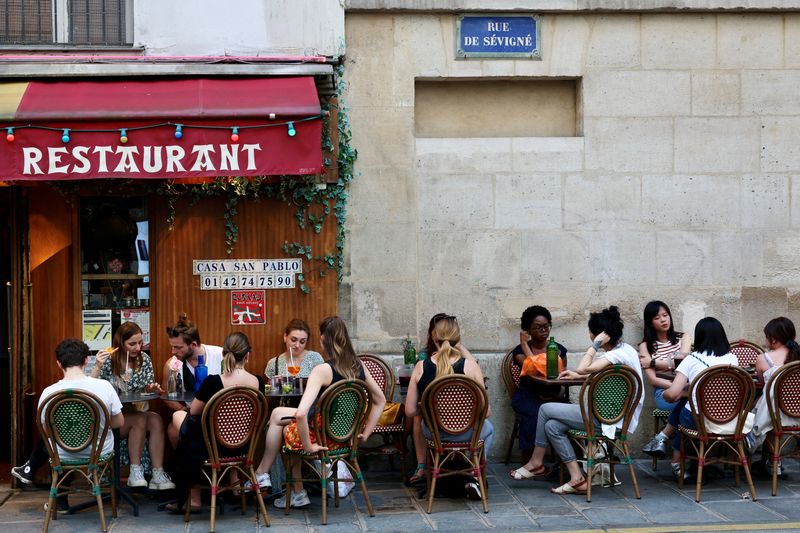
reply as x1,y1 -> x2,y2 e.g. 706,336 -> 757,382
342,11 -> 800,458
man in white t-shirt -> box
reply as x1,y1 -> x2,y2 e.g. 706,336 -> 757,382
162,314 -> 223,447
11,339 -> 124,511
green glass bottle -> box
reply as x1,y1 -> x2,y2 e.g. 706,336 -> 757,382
546,337 -> 559,379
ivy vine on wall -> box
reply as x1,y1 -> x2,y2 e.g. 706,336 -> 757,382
48,65 -> 357,294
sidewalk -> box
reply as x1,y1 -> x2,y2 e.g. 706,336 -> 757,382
2,459 -> 800,532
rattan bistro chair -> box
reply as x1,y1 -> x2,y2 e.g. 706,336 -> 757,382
765,361 -> 800,496
38,389 -> 116,533
192,386 -> 270,532
565,365 -> 643,502
420,375 -> 489,514
678,365 -> 757,502
358,354 -> 406,474
501,349 -> 521,465
729,340 -> 764,368
282,379 -> 374,525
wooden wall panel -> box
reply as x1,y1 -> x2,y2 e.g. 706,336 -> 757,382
150,194 -> 338,379
29,188 -> 74,393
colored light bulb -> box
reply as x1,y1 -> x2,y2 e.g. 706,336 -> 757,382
5,128 -> 14,142
231,127 -> 239,142
287,122 -> 296,137
119,129 -> 128,144
174,124 -> 183,139
61,129 -> 70,143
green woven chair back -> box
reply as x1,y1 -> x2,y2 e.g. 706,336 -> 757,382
593,374 -> 629,424
318,380 -> 369,446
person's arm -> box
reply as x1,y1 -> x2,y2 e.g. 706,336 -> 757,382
143,355 -> 163,393
639,342 -> 674,389
679,333 -> 691,357
110,412 -> 125,429
755,352 -> 770,381
574,332 -> 612,375
359,365 -> 387,442
296,364 -> 331,453
457,343 -> 475,362
403,361 -> 424,417
91,350 -> 113,379
515,332 -> 532,365
189,398 -> 206,416
662,372 -> 689,403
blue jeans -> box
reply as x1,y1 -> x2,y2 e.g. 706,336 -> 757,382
422,419 -> 494,455
671,404 -> 695,451
654,387 -> 679,411
534,402 -> 594,463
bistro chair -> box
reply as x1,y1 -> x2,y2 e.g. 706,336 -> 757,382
38,389 -> 116,533
282,379 -> 374,525
501,349 -> 521,465
765,361 -> 800,496
565,365 -> 643,502
191,386 -> 270,532
358,353 -> 406,475
729,340 -> 763,368
420,375 -> 489,514
678,365 -> 757,502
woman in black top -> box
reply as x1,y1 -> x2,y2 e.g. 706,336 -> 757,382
254,316 -> 385,509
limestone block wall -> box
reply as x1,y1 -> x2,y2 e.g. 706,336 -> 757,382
341,11 -> 800,457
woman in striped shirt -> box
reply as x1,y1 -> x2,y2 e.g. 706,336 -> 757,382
639,301 -> 690,471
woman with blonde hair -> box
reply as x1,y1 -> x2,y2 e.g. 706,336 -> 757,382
253,316 -> 386,509
404,315 -> 493,500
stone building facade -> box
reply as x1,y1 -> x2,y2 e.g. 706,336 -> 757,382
341,1 -> 800,455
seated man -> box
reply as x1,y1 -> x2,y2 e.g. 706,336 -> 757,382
13,338 -> 124,511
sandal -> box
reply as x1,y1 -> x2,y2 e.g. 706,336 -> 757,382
509,464 -> 548,480
407,463 -> 427,485
550,478 -> 588,495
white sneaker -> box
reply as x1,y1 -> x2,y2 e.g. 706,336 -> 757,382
148,468 -> 176,490
273,489 -> 310,508
244,472 -> 272,491
127,465 -> 148,488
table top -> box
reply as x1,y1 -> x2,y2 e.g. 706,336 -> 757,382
521,375 -> 585,387
160,391 -> 195,403
264,388 -> 304,398
117,391 -> 161,404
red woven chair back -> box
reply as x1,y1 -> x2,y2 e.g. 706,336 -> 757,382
767,361 -> 800,424
358,354 -> 394,399
500,349 -> 519,399
729,340 -> 763,368
689,365 -> 755,433
420,375 -> 488,446
201,386 -> 269,462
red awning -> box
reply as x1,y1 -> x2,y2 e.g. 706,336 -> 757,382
0,77 -> 323,180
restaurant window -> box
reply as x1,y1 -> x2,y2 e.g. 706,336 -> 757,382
80,196 -> 150,356
0,0 -> 133,46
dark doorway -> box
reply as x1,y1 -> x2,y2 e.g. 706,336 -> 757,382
0,188 -> 12,466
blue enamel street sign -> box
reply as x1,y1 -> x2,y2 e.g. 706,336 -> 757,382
457,14 -> 541,59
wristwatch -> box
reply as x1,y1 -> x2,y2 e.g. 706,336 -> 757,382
649,358 -> 657,369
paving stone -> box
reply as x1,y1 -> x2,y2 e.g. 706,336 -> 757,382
703,500 -> 786,521
582,506 -> 649,526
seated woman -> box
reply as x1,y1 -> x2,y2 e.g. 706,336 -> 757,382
265,318 -> 325,379
170,332 -> 263,512
510,305 -> 568,462
639,301 -> 691,459
661,317 -> 738,480
408,313 -> 475,485
91,321 -> 174,490
254,316 -> 385,509
748,317 -> 800,474
404,315 -> 493,501
510,306 -> 644,495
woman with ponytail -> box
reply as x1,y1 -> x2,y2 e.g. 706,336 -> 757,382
254,316 -> 385,510
404,315 -> 493,500
169,332 -> 262,513
748,317 -> 800,474
510,306 -> 644,495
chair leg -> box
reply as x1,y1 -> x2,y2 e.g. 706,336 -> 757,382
92,470 -> 108,532
333,459 -> 340,508
249,466 -> 270,527
109,463 -> 117,518
772,435 -> 780,497
210,468 -> 218,533
475,452 -> 488,513
695,441 -> 705,503
585,441 -> 593,503
284,454 -> 293,516
352,459 -> 374,517
504,419 -> 519,465
623,442 -> 641,499
320,457 -> 328,525
42,474 -> 58,533
678,434 -> 686,489
426,450 -> 438,514
652,415 -> 661,471
738,442 -> 758,501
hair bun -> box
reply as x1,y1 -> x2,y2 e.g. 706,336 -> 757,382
604,306 -> 621,320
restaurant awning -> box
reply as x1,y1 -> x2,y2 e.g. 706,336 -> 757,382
0,77 -> 323,180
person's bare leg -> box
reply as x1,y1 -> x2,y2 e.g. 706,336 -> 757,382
123,412 -> 147,464
145,412 -> 166,468
256,407 -> 296,474
520,445 -> 548,472
169,410 -> 187,449
564,459 -> 584,484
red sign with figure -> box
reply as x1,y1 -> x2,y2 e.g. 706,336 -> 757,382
230,290 -> 266,325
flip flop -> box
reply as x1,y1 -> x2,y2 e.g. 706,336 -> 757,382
165,502 -> 201,514
509,464 -> 548,480
550,478 -> 588,495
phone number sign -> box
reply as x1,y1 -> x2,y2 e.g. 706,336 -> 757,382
193,259 -> 301,291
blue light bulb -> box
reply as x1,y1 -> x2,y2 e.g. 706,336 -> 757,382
287,122 -> 296,137
61,129 -> 70,143
174,124 -> 183,139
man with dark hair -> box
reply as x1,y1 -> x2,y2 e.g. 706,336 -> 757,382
11,339 -> 124,511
